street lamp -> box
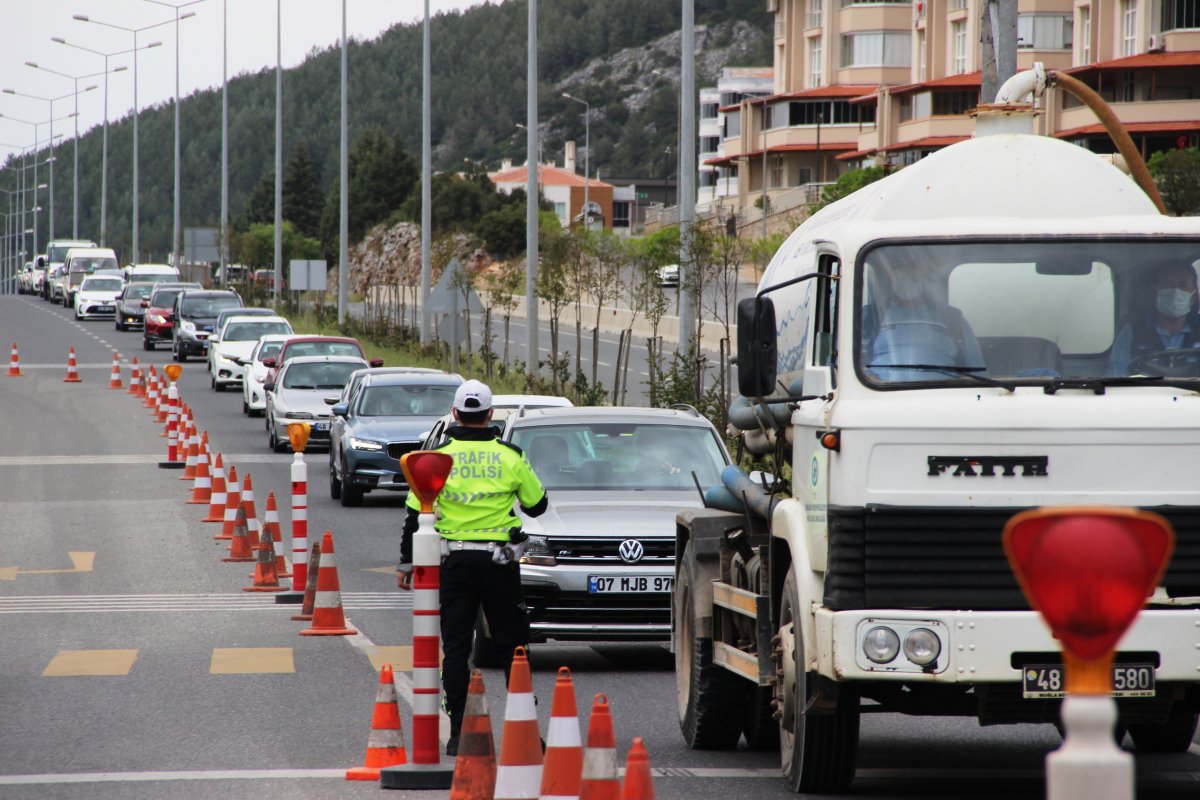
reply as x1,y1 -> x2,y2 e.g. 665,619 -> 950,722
52,36 -> 156,249
26,61 -> 122,240
514,122 -> 544,166
142,0 -> 204,270
75,12 -> 175,263
562,93 -> 590,230
3,87 -> 95,244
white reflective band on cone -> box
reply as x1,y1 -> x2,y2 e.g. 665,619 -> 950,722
414,616 -> 440,637
547,717 -> 581,746
494,765 -> 543,796
367,728 -> 405,748
581,747 -> 616,777
314,591 -> 342,608
377,682 -> 398,703
320,552 -> 336,569
211,492 -> 226,504
505,695 -> 537,722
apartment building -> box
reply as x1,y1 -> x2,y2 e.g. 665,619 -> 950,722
697,67 -> 775,213
713,0 -> 1200,224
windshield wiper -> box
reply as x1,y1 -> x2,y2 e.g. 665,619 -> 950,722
866,364 -> 1017,392
288,384 -> 317,390
1039,375 -> 1200,395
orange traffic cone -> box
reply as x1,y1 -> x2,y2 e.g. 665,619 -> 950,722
244,523 -> 286,592
204,454 -> 228,522
347,663 -> 409,780
187,433 -> 213,504
299,531 -> 357,636
216,465 -> 240,540
107,352 -> 123,389
180,423 -> 199,479
263,492 -> 290,577
155,379 -> 168,422
222,502 -> 256,563
450,670 -> 497,800
63,346 -> 81,382
290,540 -> 321,621
7,343 -> 21,377
580,695 -> 619,800
144,368 -> 159,409
495,646 -> 543,800
619,739 -> 654,800
540,667 -> 583,800
127,357 -> 142,395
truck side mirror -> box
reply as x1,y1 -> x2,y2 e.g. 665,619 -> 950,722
737,296 -> 778,397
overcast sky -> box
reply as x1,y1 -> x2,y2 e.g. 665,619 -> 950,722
0,1 -> 491,154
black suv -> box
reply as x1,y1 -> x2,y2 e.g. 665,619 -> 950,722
171,289 -> 243,362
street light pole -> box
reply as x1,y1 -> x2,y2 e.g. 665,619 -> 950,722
53,37 -> 154,251
562,93 -> 590,230
275,0 -> 282,304
420,0 -> 431,342
340,0 -> 350,326
525,0 -> 539,375
679,0 -> 697,355
75,13 -> 174,263
221,0 -> 228,285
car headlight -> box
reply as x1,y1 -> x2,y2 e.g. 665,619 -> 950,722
348,437 -> 385,452
862,626 -> 900,664
147,313 -> 167,325
519,535 -> 556,567
285,411 -> 314,419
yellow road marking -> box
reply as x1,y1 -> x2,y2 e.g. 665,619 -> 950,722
43,649 -> 139,677
210,647 -> 295,674
0,551 -> 95,581
366,646 -> 414,672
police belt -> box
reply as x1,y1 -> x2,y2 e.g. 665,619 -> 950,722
439,539 -> 505,555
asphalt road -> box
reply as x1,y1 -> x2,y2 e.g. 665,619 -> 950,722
4,293 -> 1200,799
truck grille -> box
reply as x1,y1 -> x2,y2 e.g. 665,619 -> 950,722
386,442 -> 421,461
549,536 -> 674,564
825,505 -> 1200,611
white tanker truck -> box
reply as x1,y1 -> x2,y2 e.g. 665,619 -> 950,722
673,65 -> 1200,793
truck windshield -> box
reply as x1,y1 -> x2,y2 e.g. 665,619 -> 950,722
857,239 -> 1200,387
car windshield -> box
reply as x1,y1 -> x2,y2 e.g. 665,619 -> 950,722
150,288 -> 185,308
256,342 -> 283,362
857,239 -> 1200,387
182,296 -> 241,317
358,385 -> 457,417
72,257 -> 117,273
81,278 -> 123,292
224,321 -> 291,341
282,361 -> 362,390
50,245 -> 90,262
282,341 -> 362,361
510,422 -> 726,491
123,285 -> 153,300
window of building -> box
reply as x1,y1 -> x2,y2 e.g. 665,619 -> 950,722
1122,0 -> 1137,56
700,136 -> 721,154
932,90 -> 979,115
699,171 -> 719,188
808,0 -> 822,29
701,102 -> 719,119
952,21 -> 968,74
840,31 -> 912,68
810,38 -> 824,87
554,202 -> 567,223
1163,0 -> 1200,31
766,102 -> 788,129
917,29 -> 927,81
841,0 -> 914,5
1081,6 -> 1092,64
786,99 -> 862,125
771,157 -> 785,188
1017,14 -> 1073,49
725,111 -> 741,137
796,167 -> 813,186
898,91 -> 931,122
1117,70 -> 1135,102
612,201 -> 631,227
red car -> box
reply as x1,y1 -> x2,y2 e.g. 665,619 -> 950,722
262,336 -> 382,387
142,282 -> 202,351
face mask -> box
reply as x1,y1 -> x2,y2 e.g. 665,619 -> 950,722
1156,287 -> 1195,319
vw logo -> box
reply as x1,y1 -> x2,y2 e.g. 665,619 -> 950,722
618,539 -> 645,564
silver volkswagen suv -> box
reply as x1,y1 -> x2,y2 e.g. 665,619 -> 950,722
476,405 -> 730,656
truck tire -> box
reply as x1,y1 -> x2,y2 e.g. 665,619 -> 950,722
743,685 -> 780,750
778,567 -> 859,793
675,542 -> 746,750
1128,708 -> 1199,753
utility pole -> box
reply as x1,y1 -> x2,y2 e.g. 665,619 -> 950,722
525,0 -> 539,376
981,0 -> 1019,102
678,0 -> 696,356
420,0 -> 432,342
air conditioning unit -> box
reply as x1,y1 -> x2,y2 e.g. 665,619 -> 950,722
1148,34 -> 1165,53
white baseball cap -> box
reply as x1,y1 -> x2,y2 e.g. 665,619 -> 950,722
453,379 -> 493,412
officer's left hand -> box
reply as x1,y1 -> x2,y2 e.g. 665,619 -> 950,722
396,568 -> 413,590
492,541 -> 526,565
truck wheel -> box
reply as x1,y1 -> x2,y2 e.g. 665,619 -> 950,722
1128,708 -> 1199,753
743,684 -> 780,750
675,542 -> 746,750
778,567 -> 859,793
472,612 -> 505,669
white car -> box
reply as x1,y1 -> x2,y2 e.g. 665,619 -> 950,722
208,316 -> 294,392
265,355 -> 368,452
238,334 -> 294,416
73,275 -> 125,320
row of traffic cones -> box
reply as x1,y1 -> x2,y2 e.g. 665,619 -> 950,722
6,343 -> 137,387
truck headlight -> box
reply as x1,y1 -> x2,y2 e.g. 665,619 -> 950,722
862,626 -> 900,664
348,437 -> 384,452
903,628 -> 941,666
519,535 -> 556,566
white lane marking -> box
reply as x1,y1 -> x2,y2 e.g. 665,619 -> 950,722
344,621 -> 452,742
0,593 -> 411,614
0,770 -> 347,785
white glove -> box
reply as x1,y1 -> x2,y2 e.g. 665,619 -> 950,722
492,541 -> 526,565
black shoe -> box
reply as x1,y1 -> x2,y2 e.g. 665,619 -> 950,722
446,735 -> 460,757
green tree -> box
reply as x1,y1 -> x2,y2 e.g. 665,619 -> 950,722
812,165 -> 889,212
283,142 -> 324,238
239,170 -> 276,231
320,129 -> 418,258
237,221 -> 321,272
477,202 -> 527,259
1148,147 -> 1200,216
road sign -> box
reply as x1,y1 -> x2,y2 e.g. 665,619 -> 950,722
184,228 -> 220,263
289,260 -> 328,292
426,257 -> 482,315
437,313 -> 468,347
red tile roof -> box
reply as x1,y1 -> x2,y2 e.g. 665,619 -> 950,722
1055,120 -> 1200,138
835,148 -> 879,161
882,135 -> 970,152
489,163 -> 610,188
1065,51 -> 1200,74
889,71 -> 982,97
704,141 -> 857,167
719,84 -> 879,112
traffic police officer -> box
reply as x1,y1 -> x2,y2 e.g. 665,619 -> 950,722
396,379 -> 548,756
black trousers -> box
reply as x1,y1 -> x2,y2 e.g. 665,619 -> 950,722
439,550 -> 529,734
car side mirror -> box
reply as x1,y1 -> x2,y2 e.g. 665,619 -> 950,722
264,382 -> 275,392
262,357 -> 276,369
331,402 -> 348,417
369,358 -> 384,368
737,296 -> 778,397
